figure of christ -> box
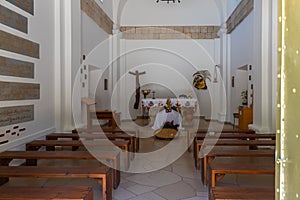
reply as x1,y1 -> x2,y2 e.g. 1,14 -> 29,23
129,70 -> 146,109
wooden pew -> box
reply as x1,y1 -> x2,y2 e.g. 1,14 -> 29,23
202,149 -> 275,185
209,162 -> 275,187
26,140 -> 130,170
0,150 -> 120,189
74,128 -> 140,152
47,132 -> 136,159
187,129 -> 256,152
0,166 -> 112,200
195,132 -> 276,140
196,129 -> 256,134
194,137 -> 276,169
81,98 -> 121,130
210,186 -> 274,200
0,186 -> 93,200
90,110 -> 121,129
193,132 -> 275,166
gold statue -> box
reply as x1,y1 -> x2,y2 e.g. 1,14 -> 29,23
164,98 -> 178,113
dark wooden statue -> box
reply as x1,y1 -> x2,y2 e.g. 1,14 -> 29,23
129,70 -> 146,109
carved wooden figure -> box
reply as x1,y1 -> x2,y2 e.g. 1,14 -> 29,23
129,70 -> 146,109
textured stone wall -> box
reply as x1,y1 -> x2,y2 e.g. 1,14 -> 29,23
0,0 -> 39,133
0,30 -> 39,58
5,0 -> 34,15
0,5 -> 28,33
226,0 -> 254,34
0,56 -> 34,78
0,81 -> 40,101
81,0 -> 113,34
0,105 -> 34,127
120,26 -> 220,40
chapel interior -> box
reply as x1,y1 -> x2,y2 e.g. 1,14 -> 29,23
0,0 -> 299,199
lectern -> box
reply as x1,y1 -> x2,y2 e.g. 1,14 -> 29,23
81,97 -> 96,129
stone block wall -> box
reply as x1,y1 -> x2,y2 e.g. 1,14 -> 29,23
0,0 -> 40,144
0,56 -> 34,78
120,26 -> 220,40
81,0 -> 113,34
5,0 -> 34,15
226,0 -> 254,34
0,30 -> 39,58
0,5 -> 28,33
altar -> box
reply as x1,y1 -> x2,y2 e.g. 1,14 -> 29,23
152,109 -> 183,131
141,98 -> 198,109
142,98 -> 198,127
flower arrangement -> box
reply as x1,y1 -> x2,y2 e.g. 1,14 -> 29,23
241,90 -> 248,105
162,120 -> 179,130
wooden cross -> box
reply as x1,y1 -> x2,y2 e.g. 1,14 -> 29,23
129,70 -> 146,109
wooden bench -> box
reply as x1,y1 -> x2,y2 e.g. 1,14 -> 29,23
90,110 -> 121,129
74,128 -> 140,152
26,140 -> 130,170
210,186 -> 274,200
194,138 -> 276,169
47,132 -> 136,159
193,132 -> 275,165
209,162 -> 275,187
0,186 -> 93,200
202,149 -> 275,185
0,150 -> 120,189
0,166 -> 112,200
195,132 -> 276,140
187,129 -> 256,152
196,129 -> 256,134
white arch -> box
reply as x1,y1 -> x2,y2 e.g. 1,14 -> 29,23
113,0 -> 225,26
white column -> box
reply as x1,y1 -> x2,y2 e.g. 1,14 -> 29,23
217,26 -> 230,122
55,0 -> 73,131
249,0 -> 273,132
110,24 -> 121,112
54,0 -> 62,131
55,0 -> 81,131
119,39 -> 128,120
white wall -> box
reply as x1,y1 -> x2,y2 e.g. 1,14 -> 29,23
81,11 -> 111,108
95,0 -> 113,20
229,12 -> 254,120
226,0 -> 241,19
228,0 -> 276,132
250,0 -> 276,132
0,0 -> 56,151
120,39 -> 221,120
81,13 -> 110,69
74,9 -> 112,126
235,69 -> 248,107
121,0 -> 221,26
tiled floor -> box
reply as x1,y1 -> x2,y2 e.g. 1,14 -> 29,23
4,118 -> 275,200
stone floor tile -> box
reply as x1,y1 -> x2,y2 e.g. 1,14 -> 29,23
126,184 -> 156,195
154,181 -> 196,200
113,188 -> 136,200
128,192 -> 166,200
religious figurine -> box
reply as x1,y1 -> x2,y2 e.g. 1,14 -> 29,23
164,98 -> 178,113
193,70 -> 211,90
129,70 -> 146,109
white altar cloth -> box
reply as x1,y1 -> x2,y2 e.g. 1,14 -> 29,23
142,98 -> 197,108
152,109 -> 182,131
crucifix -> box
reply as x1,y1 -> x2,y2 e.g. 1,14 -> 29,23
129,70 -> 146,109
